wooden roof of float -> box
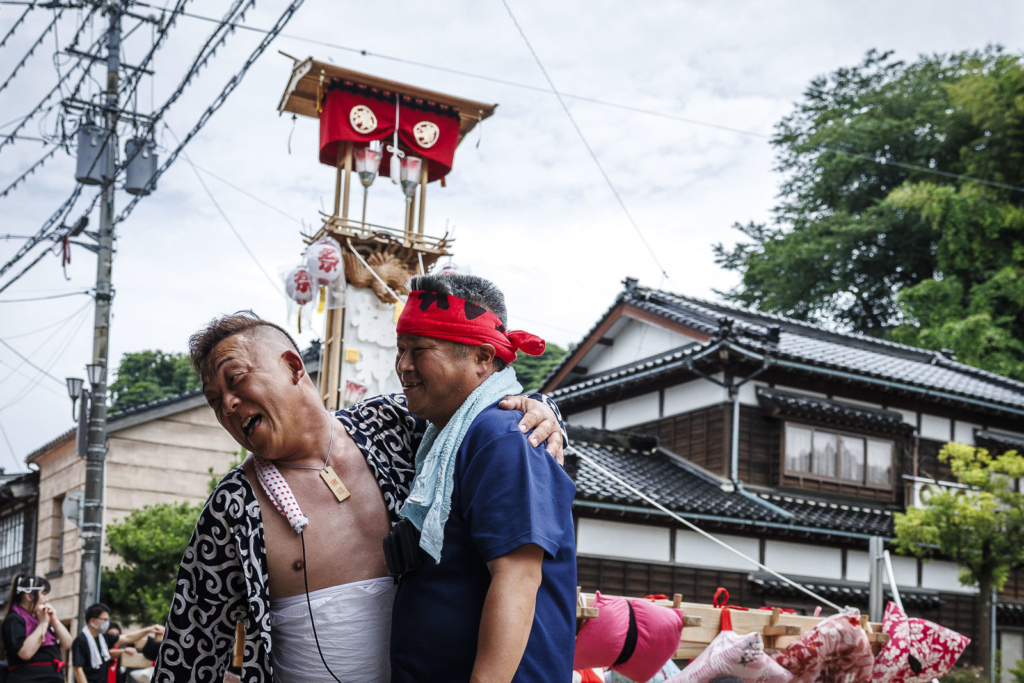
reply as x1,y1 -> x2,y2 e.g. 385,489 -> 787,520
277,58 -> 498,143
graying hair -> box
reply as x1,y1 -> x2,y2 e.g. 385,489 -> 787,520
408,273 -> 509,370
409,273 -> 508,326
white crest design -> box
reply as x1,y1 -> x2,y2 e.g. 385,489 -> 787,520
413,121 -> 440,148
349,105 -> 378,134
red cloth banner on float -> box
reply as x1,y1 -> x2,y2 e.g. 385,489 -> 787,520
318,80 -> 461,182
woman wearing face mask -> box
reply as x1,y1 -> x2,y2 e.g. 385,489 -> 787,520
71,604 -> 163,683
1,575 -> 75,682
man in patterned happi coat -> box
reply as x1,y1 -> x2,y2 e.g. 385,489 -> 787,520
153,311 -> 564,683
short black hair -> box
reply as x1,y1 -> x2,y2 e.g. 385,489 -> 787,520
188,310 -> 300,375
107,621 -> 122,633
85,603 -> 111,621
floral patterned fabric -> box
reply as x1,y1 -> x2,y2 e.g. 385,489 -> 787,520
607,659 -> 681,682
772,611 -> 874,683
871,602 -> 970,683
666,631 -> 792,683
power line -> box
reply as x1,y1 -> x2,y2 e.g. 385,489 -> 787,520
175,10 -> 1024,197
3,298 -> 93,339
0,300 -> 90,388
0,183 -> 82,283
111,0 -> 258,208
0,337 -> 65,386
0,6 -> 65,96
0,19 -> 103,157
178,141 -> 284,296
0,303 -> 93,412
0,145 -> 59,200
498,0 -> 673,283
191,161 -> 303,225
0,290 -> 91,303
0,418 -> 18,470
0,2 -> 34,52
116,0 -> 308,222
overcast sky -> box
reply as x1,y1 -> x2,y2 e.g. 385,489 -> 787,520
0,0 -> 1020,469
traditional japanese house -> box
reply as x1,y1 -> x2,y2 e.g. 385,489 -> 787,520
542,278 -> 1024,674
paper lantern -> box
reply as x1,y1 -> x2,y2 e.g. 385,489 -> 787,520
285,266 -> 314,304
305,238 -> 343,284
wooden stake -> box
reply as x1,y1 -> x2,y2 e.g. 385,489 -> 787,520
417,160 -> 428,236
341,141 -> 353,220
672,594 -> 683,609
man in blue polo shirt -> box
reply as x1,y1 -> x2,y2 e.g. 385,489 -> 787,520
388,273 -> 576,683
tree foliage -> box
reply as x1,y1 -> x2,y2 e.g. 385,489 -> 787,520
101,502 -> 202,626
893,442 -> 1024,676
109,350 -> 200,414
513,343 -> 568,393
715,48 -> 1024,379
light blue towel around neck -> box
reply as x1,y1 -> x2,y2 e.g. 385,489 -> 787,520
399,367 -> 523,562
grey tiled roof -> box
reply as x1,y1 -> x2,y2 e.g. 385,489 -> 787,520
975,429 -> 1024,451
757,387 -> 913,436
748,573 -> 942,609
567,426 -> 897,538
548,282 -> 1024,416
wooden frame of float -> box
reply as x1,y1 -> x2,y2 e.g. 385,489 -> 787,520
575,591 -> 890,660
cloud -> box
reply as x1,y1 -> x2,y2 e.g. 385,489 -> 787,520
0,0 -> 1019,464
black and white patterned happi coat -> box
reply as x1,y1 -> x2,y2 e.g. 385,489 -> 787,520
153,392 -> 563,683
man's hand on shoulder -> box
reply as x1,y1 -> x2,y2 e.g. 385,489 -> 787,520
498,396 -> 564,465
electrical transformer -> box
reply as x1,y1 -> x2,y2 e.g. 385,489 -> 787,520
124,137 -> 157,196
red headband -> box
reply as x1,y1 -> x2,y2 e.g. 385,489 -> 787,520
397,291 -> 545,364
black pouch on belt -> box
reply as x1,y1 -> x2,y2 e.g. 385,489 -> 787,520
383,518 -> 423,579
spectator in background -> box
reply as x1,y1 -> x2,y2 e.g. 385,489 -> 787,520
71,604 -> 162,683
1,575 -> 74,682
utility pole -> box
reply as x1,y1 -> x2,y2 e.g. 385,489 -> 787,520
78,0 -> 123,627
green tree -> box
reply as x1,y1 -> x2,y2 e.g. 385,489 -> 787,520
109,350 -> 201,414
101,502 -> 202,626
893,442 -> 1024,678
714,48 -> 1024,379
513,343 -> 568,393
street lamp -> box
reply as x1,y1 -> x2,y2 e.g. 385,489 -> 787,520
86,362 -> 104,387
400,155 -> 422,237
66,375 -> 89,459
66,377 -> 84,418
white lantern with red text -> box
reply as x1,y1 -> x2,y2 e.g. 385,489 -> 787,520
285,266 -> 314,305
305,238 -> 343,284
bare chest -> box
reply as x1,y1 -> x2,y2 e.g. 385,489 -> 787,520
245,436 -> 392,600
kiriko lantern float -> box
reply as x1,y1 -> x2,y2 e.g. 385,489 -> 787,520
277,60 -> 497,409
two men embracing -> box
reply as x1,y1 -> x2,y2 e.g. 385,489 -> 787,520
155,273 -> 576,683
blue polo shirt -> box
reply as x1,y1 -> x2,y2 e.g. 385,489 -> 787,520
390,403 -> 577,682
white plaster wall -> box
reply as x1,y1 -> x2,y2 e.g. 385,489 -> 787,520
663,379 -> 728,417
894,408 -> 918,428
605,392 -> 660,430
567,406 -> 603,429
675,530 -> 761,572
764,540 -> 843,580
576,518 -> 671,562
920,414 -> 952,442
890,554 -> 920,587
922,560 -> 975,593
953,421 -> 980,446
737,381 -> 765,407
587,319 -> 692,374
846,550 -> 870,582
1000,632 -> 1024,683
